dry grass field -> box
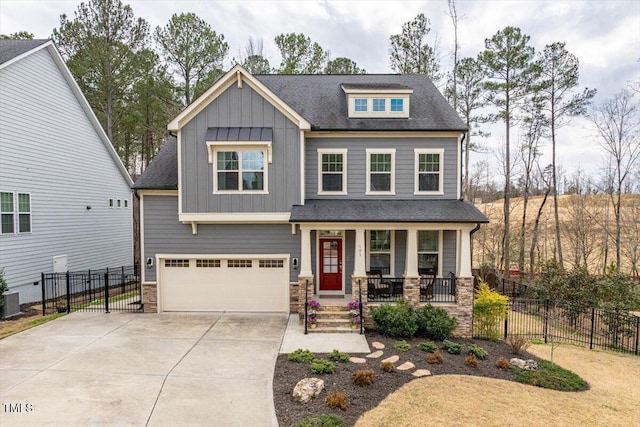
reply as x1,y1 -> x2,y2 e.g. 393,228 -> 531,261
356,344 -> 640,427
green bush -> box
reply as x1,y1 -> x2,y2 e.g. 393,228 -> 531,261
392,340 -> 411,351
0,268 -> 7,309
296,414 -> 344,427
442,339 -> 464,354
514,360 -> 587,391
328,349 -> 350,363
417,341 -> 438,353
311,358 -> 336,374
473,280 -> 508,340
370,300 -> 417,338
288,349 -> 315,363
467,344 -> 488,359
415,304 -> 458,340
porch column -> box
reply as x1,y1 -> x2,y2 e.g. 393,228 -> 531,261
300,226 -> 313,277
459,227 -> 472,277
353,228 -> 366,276
404,228 -> 419,277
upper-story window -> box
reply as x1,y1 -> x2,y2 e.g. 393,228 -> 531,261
318,149 -> 347,195
214,149 -> 267,193
1,192 -> 31,234
372,98 -> 386,112
390,98 -> 404,112
415,149 -> 444,195
366,149 -> 395,195
343,84 -> 412,118
1,192 -> 14,234
354,98 -> 368,112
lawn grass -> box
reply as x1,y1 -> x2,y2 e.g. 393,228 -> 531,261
0,312 -> 66,340
514,359 -> 587,391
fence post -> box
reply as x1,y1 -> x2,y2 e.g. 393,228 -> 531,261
589,308 -> 595,350
104,272 -> 110,313
543,299 -> 549,344
121,265 -> 126,295
65,271 -> 71,314
635,316 -> 639,356
41,273 -> 46,316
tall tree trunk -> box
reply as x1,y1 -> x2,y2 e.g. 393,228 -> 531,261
465,115 -> 470,200
503,94 -> 511,272
530,188 -> 551,273
551,111 -> 564,267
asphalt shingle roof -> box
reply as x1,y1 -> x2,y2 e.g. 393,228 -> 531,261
132,137 -> 178,190
290,199 -> 489,223
0,39 -> 49,65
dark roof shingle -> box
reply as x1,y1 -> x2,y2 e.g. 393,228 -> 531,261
132,137 -> 177,190
0,39 -> 49,65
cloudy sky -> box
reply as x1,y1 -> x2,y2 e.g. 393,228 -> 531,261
1,0 -> 639,183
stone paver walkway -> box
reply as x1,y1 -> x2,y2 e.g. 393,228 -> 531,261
351,342 -> 432,378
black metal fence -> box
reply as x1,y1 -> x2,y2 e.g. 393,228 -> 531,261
41,265 -> 142,315
481,298 -> 640,355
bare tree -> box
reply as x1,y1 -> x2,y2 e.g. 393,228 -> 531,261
590,89 -> 640,269
446,0 -> 461,110
529,164 -> 552,273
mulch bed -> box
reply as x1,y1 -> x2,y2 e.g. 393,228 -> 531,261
273,332 -> 526,427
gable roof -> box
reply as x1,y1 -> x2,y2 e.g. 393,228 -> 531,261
0,39 -> 133,186
132,136 -> 177,190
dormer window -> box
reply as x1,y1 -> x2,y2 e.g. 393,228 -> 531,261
342,84 -> 412,118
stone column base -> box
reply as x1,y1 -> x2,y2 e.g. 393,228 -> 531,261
297,276 -> 314,322
451,277 -> 473,338
403,276 -> 420,305
142,283 -> 157,313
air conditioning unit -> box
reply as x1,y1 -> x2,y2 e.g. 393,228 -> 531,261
1,291 -> 21,319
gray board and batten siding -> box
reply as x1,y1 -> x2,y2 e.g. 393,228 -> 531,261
0,44 -> 133,304
180,83 -> 301,214
305,137 -> 459,199
142,195 -> 301,282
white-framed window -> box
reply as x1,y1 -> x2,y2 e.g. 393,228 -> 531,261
214,148 -> 267,193
390,98 -> 404,112
109,199 -> 114,208
17,193 -> 31,233
346,92 -> 411,118
415,149 -> 444,194
366,149 -> 395,194
318,149 -> 347,195
368,230 -> 394,274
117,199 -> 122,208
372,98 -> 386,112
124,200 -> 128,208
418,230 -> 440,275
1,192 -> 14,234
354,98 -> 368,112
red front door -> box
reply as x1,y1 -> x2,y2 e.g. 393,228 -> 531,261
319,238 -> 342,291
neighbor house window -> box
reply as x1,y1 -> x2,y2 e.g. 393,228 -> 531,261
372,98 -> 386,112
109,199 -> 114,208
215,149 -> 266,192
354,98 -> 368,112
318,149 -> 347,194
418,231 -> 439,275
369,230 -> 393,274
18,193 -> 31,233
390,98 -> 404,112
366,149 -> 395,194
1,192 -> 14,234
415,149 -> 444,194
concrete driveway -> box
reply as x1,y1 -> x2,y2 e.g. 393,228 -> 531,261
0,311 -> 288,426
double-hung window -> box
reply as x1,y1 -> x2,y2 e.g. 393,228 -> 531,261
18,193 -> 31,233
415,149 -> 444,194
366,149 -> 395,194
318,149 -> 347,194
369,230 -> 393,274
1,192 -> 14,234
418,230 -> 439,275
215,149 -> 266,193
1,192 -> 31,234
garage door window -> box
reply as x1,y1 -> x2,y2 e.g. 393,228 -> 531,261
259,259 -> 284,268
165,259 -> 189,267
196,259 -> 220,267
228,259 -> 252,268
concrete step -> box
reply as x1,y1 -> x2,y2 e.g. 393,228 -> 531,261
315,310 -> 351,319
308,325 -> 362,333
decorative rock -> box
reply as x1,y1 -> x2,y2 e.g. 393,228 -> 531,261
366,350 -> 384,358
412,369 -> 431,377
382,355 -> 399,364
372,342 -> 385,350
349,357 -> 367,364
292,378 -> 325,404
510,358 -> 538,370
397,361 -> 415,371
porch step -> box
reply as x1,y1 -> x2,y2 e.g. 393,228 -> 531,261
309,326 -> 362,333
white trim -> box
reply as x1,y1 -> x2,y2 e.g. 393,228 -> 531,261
414,148 -> 445,195
366,229 -> 395,274
0,191 -> 16,235
177,131 -> 183,215
341,86 -> 414,95
137,189 -> 178,196
316,233 -> 345,296
140,193 -> 146,284
300,130 -> 305,205
179,212 -> 290,223
306,131 -> 464,138
298,222 -> 476,231
347,94 -> 410,118
365,148 -> 396,195
206,140 -> 272,164
168,64 -> 310,131
457,133 -> 462,199
16,192 -> 32,234
211,146 -> 269,194
317,148 -> 348,195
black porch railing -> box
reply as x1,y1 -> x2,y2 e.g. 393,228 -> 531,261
419,276 -> 457,303
366,275 -> 457,303
41,264 -> 142,315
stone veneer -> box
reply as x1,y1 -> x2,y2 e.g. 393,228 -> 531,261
142,283 -> 157,313
297,276 -> 314,321
438,277 -> 473,338
403,276 -> 420,305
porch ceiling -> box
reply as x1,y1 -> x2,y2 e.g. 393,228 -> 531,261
290,199 -> 489,223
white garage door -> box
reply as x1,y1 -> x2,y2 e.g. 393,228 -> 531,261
159,256 -> 289,312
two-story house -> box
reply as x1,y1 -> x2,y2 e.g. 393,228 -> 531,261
133,64 -> 487,337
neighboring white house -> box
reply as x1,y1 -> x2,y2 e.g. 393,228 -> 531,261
0,39 -> 133,304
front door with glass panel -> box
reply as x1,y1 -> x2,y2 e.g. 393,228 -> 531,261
319,238 -> 342,291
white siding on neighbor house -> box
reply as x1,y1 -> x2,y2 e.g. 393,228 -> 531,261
0,47 -> 133,304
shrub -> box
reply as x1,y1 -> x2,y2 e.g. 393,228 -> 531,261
311,359 -> 336,374
380,360 -> 395,372
415,304 -> 458,340
442,339 -> 463,355
296,414 -> 344,427
496,357 -> 511,370
288,349 -> 315,363
417,341 -> 438,353
507,335 -> 532,355
370,300 -> 417,338
328,349 -> 350,363
325,390 -> 348,410
464,354 -> 479,367
467,344 -> 488,359
352,369 -> 374,386
0,268 -> 7,309
393,340 -> 411,352
426,350 -> 443,364
514,360 -> 587,391
473,280 -> 508,340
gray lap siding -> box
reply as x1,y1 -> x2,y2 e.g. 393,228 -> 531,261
142,195 -> 301,282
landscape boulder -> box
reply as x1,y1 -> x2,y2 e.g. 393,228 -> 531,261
510,358 -> 538,370
292,378 -> 325,404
